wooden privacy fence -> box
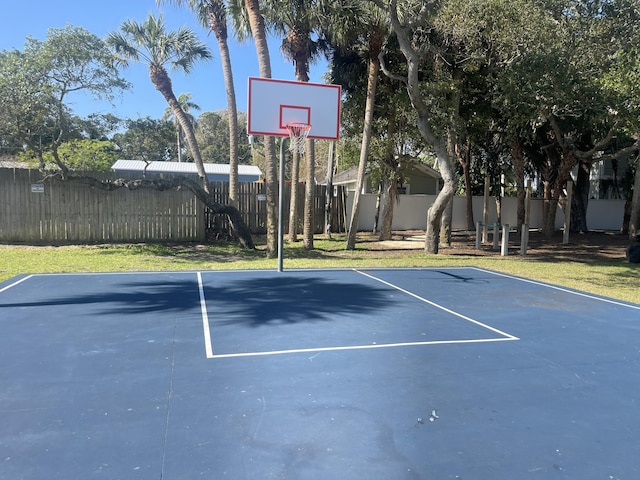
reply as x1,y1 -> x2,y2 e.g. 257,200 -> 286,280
0,168 -> 343,244
204,182 -> 340,238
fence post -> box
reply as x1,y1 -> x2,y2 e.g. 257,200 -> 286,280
520,225 -> 529,255
501,224 -> 510,256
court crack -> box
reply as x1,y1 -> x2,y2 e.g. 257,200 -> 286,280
160,316 -> 178,480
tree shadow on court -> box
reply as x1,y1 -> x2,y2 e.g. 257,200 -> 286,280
204,277 -> 391,327
0,280 -> 203,315
0,276 -> 393,324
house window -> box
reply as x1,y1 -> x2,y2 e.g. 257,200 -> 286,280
397,181 -> 409,194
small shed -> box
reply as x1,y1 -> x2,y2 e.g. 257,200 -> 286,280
332,161 -> 441,195
111,160 -> 262,182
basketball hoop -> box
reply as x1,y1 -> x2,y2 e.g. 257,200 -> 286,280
285,122 -> 311,154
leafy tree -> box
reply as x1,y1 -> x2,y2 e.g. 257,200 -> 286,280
197,110 -> 251,164
39,139 -> 119,172
0,26 -> 129,176
483,0 -> 640,235
76,113 -> 123,141
368,0 -> 461,253
113,117 -> 177,162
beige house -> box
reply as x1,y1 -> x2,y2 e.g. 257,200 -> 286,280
331,161 -> 441,195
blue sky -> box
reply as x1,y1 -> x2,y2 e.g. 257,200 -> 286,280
1,1 -> 329,121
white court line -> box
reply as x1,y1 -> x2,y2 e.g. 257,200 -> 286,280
354,269 -> 519,340
211,337 -> 516,359
470,267 -> 640,311
0,275 -> 33,294
202,268 -> 519,359
197,272 -> 214,358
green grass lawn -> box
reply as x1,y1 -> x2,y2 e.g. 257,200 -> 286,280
1,234 -> 638,305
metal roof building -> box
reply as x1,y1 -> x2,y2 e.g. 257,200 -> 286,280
111,160 -> 262,182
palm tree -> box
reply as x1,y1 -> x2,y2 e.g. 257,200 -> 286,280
229,0 -> 279,257
107,14 -> 212,189
163,92 -> 200,162
339,5 -> 388,250
263,1 -> 315,247
158,0 -> 241,206
260,0 -> 349,249
107,14 -> 256,248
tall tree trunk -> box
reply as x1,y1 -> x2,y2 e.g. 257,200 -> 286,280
440,69 -> 462,247
548,156 -> 577,236
511,138 -> 526,228
381,1 -> 457,253
303,139 -> 315,249
424,137 -> 456,254
542,181 -> 556,236
440,197 -> 453,247
378,99 -> 399,240
245,0 -> 277,257
456,138 -> 474,231
176,124 -> 183,162
346,53 -> 379,250
150,64 -> 208,192
629,153 -> 640,239
288,149 -> 300,242
379,179 -> 396,241
209,14 -> 239,206
373,188 -> 382,234
324,142 -> 335,239
263,137 -> 278,256
570,159 -> 591,233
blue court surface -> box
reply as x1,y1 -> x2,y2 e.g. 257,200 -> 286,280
1,267 -> 639,479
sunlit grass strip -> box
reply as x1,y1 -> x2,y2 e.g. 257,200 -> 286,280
1,236 -> 638,305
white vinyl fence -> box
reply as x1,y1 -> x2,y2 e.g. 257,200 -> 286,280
346,193 -> 626,232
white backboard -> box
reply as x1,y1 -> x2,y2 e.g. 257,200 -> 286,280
247,77 -> 341,140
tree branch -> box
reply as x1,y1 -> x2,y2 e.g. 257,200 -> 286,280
377,50 -> 407,85
549,113 -> 630,162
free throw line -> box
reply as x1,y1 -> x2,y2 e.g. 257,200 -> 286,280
201,269 -> 519,359
210,337 -> 516,359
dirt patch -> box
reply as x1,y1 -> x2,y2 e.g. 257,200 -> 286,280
358,229 -> 634,264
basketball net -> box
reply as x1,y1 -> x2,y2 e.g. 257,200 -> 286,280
285,122 -> 311,154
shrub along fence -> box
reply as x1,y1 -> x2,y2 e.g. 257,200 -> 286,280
0,168 -> 339,244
